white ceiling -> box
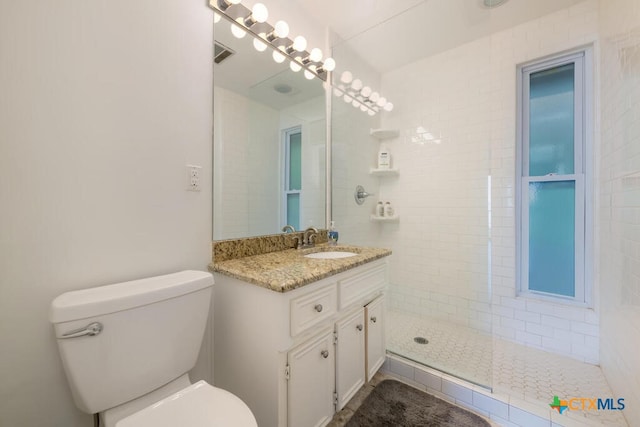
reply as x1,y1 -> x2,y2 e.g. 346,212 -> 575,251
214,0 -> 589,109
291,0 -> 588,73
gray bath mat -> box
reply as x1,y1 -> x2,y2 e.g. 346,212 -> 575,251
346,380 -> 491,427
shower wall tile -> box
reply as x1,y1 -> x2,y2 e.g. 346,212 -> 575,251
214,87 -> 250,239
487,0 -> 601,364
599,0 -> 640,423
380,0 -> 603,363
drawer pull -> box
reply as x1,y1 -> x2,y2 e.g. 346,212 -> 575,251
370,316 -> 377,323
356,324 -> 363,331
314,304 -> 323,313
321,350 -> 329,359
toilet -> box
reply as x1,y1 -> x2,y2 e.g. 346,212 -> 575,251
49,270 -> 257,427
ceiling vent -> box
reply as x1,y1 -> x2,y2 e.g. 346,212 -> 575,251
214,41 -> 235,64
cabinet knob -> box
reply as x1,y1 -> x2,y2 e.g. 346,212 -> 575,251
314,304 -> 323,313
321,350 -> 329,359
370,316 -> 377,323
356,324 -> 363,331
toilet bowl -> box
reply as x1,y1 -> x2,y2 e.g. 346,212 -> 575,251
49,271 -> 257,427
116,381 -> 256,427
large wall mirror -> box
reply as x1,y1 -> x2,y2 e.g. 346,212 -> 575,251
213,16 -> 327,240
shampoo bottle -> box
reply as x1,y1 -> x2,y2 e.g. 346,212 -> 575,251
328,221 -> 339,246
378,145 -> 391,169
376,201 -> 385,217
384,201 -> 394,217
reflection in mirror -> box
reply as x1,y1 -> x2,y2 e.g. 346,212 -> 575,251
213,16 -> 326,240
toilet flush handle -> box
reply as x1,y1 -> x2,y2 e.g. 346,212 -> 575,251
60,322 -> 103,339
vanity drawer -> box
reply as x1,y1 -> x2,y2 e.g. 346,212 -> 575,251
290,283 -> 338,336
339,263 -> 387,309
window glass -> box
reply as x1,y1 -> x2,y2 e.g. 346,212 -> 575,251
288,132 -> 302,190
286,193 -> 300,230
529,63 -> 575,176
528,181 -> 575,297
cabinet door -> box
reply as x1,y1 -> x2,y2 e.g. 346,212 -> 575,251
365,295 -> 385,382
335,307 -> 365,411
288,329 -> 335,427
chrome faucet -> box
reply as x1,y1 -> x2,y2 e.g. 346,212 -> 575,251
301,227 -> 318,248
282,225 -> 296,233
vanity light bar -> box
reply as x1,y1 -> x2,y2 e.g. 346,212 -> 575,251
334,72 -> 394,116
210,0 -> 335,81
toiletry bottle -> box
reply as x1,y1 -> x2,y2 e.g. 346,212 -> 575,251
378,145 -> 391,169
328,221 -> 339,246
384,201 -> 394,217
376,201 -> 385,217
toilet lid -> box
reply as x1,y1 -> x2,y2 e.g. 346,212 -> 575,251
115,381 -> 258,427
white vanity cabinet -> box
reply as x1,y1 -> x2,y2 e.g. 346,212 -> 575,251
287,328 -> 336,427
365,295 -> 385,381
335,307 -> 366,411
212,259 -> 387,427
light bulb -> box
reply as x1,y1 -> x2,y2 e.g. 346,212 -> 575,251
384,102 -> 394,112
293,36 -> 307,52
333,88 -> 343,97
253,38 -> 267,52
309,48 -> 323,62
231,20 -> 246,38
351,79 -> 363,91
376,96 -> 387,107
352,99 -> 359,108
214,13 -> 221,24
340,71 -> 353,84
361,86 -> 372,97
368,110 -> 376,116
343,94 -> 352,103
370,92 -> 380,102
273,20 -> 289,38
219,0 -> 241,11
272,50 -> 286,63
251,3 -> 268,23
304,69 -> 315,80
360,105 -> 368,112
323,58 -> 336,72
290,61 -> 301,72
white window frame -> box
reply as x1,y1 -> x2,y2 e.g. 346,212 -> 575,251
516,47 -> 593,306
282,126 -> 302,229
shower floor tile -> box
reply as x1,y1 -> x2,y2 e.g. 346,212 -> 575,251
387,310 -> 627,426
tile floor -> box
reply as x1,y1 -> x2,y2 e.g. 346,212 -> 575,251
386,310 -> 628,426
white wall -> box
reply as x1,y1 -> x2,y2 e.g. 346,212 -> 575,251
598,0 -> 640,424
214,87 -> 252,239
281,97 -> 327,231
0,1 -> 214,426
213,87 -> 326,238
213,86 -> 281,239
380,0 -> 602,361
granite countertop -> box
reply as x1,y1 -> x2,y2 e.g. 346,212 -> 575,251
209,244 -> 392,293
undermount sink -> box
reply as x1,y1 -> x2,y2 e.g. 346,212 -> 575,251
304,251 -> 359,259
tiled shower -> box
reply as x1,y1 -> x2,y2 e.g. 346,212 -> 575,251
332,0 -> 639,425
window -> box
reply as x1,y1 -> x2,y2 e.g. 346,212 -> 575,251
284,127 -> 302,230
516,49 -> 592,304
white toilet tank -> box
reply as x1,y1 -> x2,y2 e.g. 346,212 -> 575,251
49,270 -> 213,415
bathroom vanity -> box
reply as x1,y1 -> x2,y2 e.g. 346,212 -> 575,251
210,240 -> 391,427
